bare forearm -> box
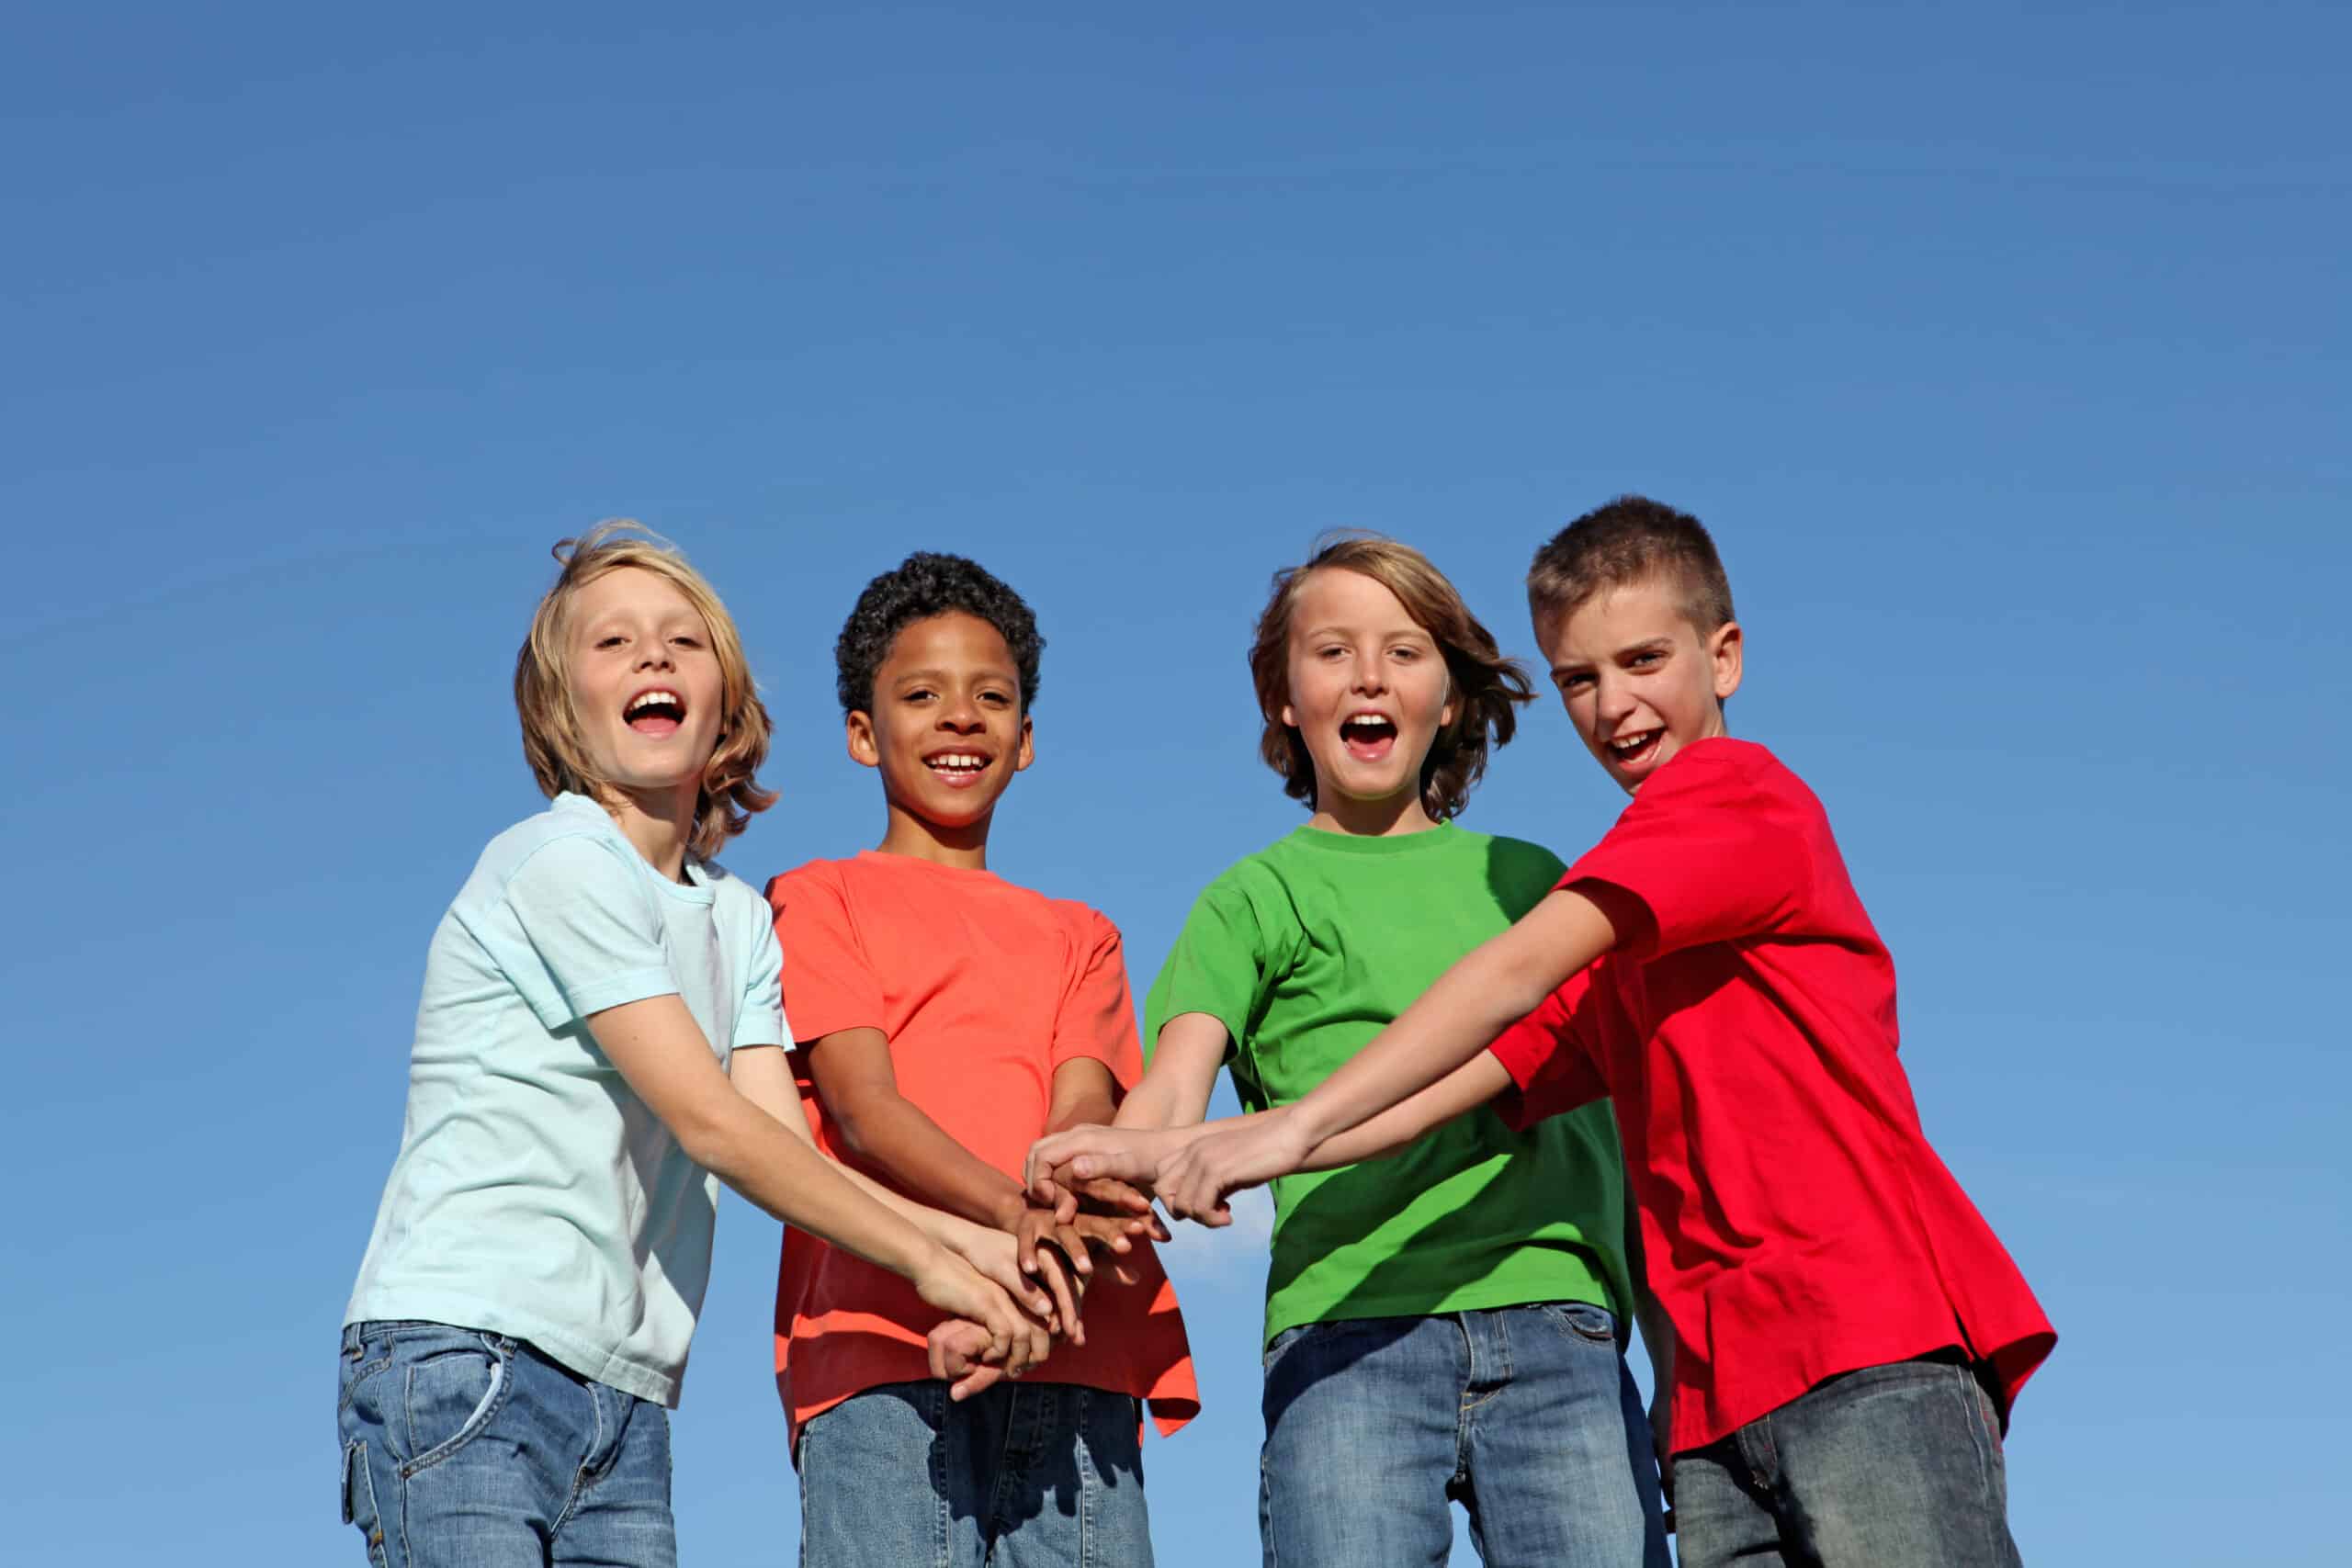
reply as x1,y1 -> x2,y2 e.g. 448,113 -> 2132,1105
690,1100 -> 941,1278
1297,1053 -> 1517,1172
840,1098 -> 1029,1232
1289,891 -> 1615,1148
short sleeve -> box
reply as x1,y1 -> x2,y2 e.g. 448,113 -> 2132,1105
1487,964 -> 1618,1129
733,899 -> 788,1050
1051,910 -> 1144,1088
767,865 -> 886,1043
1566,748 -> 1812,958
482,833 -> 681,1029
1141,876 -> 1272,1063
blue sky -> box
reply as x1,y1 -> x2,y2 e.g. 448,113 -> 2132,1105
6,5 -> 2346,1563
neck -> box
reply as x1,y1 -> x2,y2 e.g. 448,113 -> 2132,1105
876,800 -> 992,871
601,782 -> 699,882
1306,786 -> 1440,838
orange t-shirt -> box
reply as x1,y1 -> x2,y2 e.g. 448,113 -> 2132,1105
765,852 -> 1199,1447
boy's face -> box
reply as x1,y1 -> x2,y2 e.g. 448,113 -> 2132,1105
1281,567 -> 1455,817
565,565 -> 725,799
1537,574 -> 1741,795
848,611 -> 1034,830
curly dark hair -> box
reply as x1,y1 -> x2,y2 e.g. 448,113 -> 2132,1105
834,551 -> 1046,715
1248,535 -> 1535,822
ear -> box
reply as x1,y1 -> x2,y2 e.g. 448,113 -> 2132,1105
1012,713 -> 1035,773
1710,620 -> 1744,703
1280,700 -> 1296,729
844,710 -> 880,770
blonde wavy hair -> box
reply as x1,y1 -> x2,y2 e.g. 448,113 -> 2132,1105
513,521 -> 776,860
1248,534 -> 1535,822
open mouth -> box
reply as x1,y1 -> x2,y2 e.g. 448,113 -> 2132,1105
1340,712 -> 1398,762
923,749 -> 991,786
1607,728 -> 1663,767
625,688 -> 687,738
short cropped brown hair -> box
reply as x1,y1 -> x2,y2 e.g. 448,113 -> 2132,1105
513,521 -> 777,860
1248,535 -> 1534,822
1526,495 -> 1736,632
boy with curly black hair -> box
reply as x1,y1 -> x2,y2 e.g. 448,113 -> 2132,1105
764,551 -> 1199,1567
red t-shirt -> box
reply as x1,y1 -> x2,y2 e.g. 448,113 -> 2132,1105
1488,739 -> 2055,1454
765,852 -> 1199,1447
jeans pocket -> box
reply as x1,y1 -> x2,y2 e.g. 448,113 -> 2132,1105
341,1439 -> 389,1566
1535,1300 -> 1621,1345
1261,1325 -> 1312,1371
401,1334 -> 512,1476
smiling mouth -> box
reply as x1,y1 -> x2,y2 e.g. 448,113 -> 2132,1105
923,750 -> 991,785
1607,728 -> 1663,766
626,689 -> 686,738
1340,713 -> 1398,761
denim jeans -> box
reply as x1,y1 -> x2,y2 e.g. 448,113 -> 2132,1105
336,1320 -> 675,1568
1672,1355 -> 2021,1568
1258,1303 -> 1668,1568
795,1379 -> 1151,1568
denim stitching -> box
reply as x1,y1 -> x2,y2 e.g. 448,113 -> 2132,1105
930,1382 -> 953,1568
1075,1387 -> 1096,1568
343,1439 -> 390,1567
1952,1366 -> 2007,1568
399,1337 -> 511,1478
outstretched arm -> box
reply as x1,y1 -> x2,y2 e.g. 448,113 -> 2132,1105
584,996 -> 1048,1378
729,1045 -> 1062,1330
1023,1013 -> 1227,1206
1151,886 -> 1622,1221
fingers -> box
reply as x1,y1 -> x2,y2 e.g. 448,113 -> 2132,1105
1075,1174 -> 1157,1215
950,1361 -> 1010,1402
1031,1242 -> 1084,1346
1051,1184 -> 1079,1225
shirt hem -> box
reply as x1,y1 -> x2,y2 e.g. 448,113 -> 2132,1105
345,1288 -> 683,1407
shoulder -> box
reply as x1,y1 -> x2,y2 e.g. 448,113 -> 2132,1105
475,798 -> 641,890
763,854 -> 854,915
1460,830 -> 1571,910
699,856 -> 776,929
1679,739 -> 1829,822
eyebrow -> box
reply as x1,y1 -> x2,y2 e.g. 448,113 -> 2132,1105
1550,637 -> 1674,677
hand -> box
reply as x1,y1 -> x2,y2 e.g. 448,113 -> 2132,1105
1154,1112 -> 1309,1224
909,1244 -> 1051,1379
943,1219 -> 1064,1333
1011,1204 -> 1098,1344
1055,1168 -> 1166,1224
1023,1123 -> 1183,1198
928,1318 -> 1014,1402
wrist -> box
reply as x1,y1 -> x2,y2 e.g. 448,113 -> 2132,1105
986,1189 -> 1030,1234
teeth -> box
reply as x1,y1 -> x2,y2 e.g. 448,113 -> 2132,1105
929,753 -> 986,769
1610,731 -> 1658,753
628,690 -> 681,714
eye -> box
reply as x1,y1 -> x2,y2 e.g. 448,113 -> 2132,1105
671,634 -> 703,649
595,634 -> 626,649
980,690 -> 1012,706
1557,671 -> 1592,693
1627,650 -> 1663,670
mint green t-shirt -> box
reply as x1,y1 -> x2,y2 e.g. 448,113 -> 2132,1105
1146,823 -> 1634,1346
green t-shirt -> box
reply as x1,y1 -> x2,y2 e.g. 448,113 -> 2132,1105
1145,823 -> 1634,1346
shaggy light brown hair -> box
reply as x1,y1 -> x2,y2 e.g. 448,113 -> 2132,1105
1248,535 -> 1534,822
513,521 -> 776,860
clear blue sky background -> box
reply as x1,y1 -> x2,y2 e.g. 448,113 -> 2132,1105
6,5 -> 2345,1564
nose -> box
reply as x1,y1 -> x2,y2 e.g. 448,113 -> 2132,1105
1350,649 -> 1388,695
937,687 -> 984,733
634,637 -> 674,671
1592,670 -> 1637,729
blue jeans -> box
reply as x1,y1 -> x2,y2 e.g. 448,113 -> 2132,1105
1259,1303 -> 1668,1568
795,1379 -> 1152,1568
336,1321 -> 676,1568
1672,1355 -> 2022,1568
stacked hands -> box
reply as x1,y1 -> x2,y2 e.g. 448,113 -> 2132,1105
922,1167 -> 1174,1396
933,1112 -> 1307,1390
